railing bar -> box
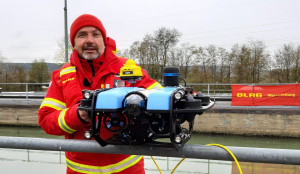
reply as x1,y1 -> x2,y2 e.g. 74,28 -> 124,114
0,136 -> 299,165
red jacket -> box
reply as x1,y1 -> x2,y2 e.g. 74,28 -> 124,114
38,38 -> 161,174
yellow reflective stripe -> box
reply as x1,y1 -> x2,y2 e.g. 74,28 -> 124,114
66,155 -> 143,174
147,82 -> 163,89
105,155 -> 142,172
60,66 -> 76,77
58,109 -> 76,134
40,98 -> 66,110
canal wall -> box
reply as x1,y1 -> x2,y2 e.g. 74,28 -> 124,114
194,107 -> 300,137
1,102 -> 300,137
0,104 -> 38,127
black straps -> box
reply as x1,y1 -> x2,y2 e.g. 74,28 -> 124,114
87,60 -> 95,77
83,78 -> 90,87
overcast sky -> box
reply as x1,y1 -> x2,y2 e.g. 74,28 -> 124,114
0,0 -> 299,63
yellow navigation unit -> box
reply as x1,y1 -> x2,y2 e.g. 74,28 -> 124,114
120,59 -> 143,81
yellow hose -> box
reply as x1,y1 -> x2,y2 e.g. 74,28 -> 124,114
151,156 -> 163,174
206,144 -> 243,174
152,143 -> 243,174
171,158 -> 186,174
170,144 -> 243,174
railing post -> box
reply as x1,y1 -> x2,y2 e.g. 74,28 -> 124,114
26,83 -> 28,101
59,151 -> 62,164
167,157 -> 169,171
208,159 -> 210,174
207,84 -> 210,96
27,149 -> 30,162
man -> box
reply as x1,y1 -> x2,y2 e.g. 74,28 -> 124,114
38,14 -> 161,174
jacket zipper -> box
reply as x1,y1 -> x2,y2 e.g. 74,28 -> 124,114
87,60 -> 95,77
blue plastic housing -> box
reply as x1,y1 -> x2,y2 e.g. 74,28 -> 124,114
147,87 -> 178,111
95,87 -> 144,110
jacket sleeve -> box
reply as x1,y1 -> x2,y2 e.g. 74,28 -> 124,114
135,68 -> 163,89
38,70 -> 84,136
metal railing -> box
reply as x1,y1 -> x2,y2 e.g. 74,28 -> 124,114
185,83 -> 298,96
0,83 -> 48,100
0,82 -> 298,100
0,136 -> 299,165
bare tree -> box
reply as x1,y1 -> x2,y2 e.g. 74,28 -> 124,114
0,52 -> 7,83
217,47 -> 229,83
247,40 -> 269,83
168,48 -> 180,67
128,41 -> 143,64
226,45 -> 240,83
273,44 -> 295,83
292,45 -> 300,82
128,28 -> 180,81
176,43 -> 197,79
10,64 -> 26,83
153,27 -> 181,80
231,44 -> 252,83
124,27 -> 300,84
206,45 -> 218,83
194,46 -> 209,83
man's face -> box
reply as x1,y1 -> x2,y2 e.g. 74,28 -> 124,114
74,26 -> 105,60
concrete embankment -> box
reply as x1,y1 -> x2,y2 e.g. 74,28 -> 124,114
1,99 -> 300,137
0,99 -> 40,127
194,104 -> 300,137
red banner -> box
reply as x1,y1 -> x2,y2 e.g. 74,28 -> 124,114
231,84 -> 300,106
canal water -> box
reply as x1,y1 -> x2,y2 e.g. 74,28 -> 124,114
0,126 -> 299,174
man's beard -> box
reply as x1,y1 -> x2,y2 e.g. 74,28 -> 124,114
82,52 -> 99,60
81,44 -> 100,60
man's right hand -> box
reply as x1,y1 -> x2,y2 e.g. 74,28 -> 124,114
78,110 -> 91,123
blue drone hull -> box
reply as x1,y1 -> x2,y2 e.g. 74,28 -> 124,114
95,87 -> 179,111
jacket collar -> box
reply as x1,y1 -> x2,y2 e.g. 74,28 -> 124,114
69,43 -> 121,81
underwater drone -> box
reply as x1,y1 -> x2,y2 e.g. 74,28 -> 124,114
78,60 -> 214,149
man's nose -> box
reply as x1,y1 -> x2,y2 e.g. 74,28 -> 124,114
85,34 -> 95,44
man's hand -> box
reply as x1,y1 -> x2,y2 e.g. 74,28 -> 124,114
78,110 -> 91,122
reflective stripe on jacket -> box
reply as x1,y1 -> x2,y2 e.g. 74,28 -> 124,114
58,109 -> 76,134
66,155 -> 143,174
40,98 -> 66,110
147,81 -> 163,89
